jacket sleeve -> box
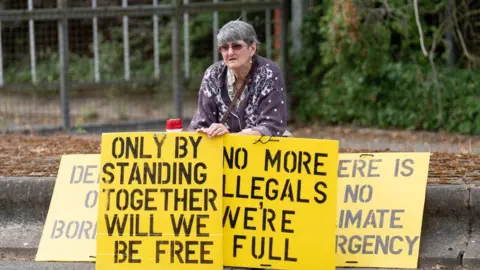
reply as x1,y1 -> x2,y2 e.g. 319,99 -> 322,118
188,67 -> 219,130
251,65 -> 288,137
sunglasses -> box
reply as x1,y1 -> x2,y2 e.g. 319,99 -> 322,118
218,43 -> 246,53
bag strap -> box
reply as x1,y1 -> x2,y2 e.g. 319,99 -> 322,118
220,79 -> 249,124
220,58 -> 256,124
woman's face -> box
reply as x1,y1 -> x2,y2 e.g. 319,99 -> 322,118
219,40 -> 256,71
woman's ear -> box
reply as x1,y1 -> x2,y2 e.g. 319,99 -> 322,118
249,43 -> 257,56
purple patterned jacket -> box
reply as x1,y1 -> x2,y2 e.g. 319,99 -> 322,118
188,55 -> 288,137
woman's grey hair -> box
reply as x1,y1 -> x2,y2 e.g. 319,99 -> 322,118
217,20 -> 260,46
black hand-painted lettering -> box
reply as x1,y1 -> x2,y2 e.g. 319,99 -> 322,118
170,214 -> 195,237
314,153 -> 328,176
153,135 -> 165,158
128,163 -> 141,185
134,214 -> 148,237
243,207 -> 257,230
252,236 -> 265,259
196,214 -> 209,237
280,179 -> 294,202
174,189 -> 188,211
161,188 -> 173,211
314,181 -> 327,204
223,206 -> 241,228
223,175 -> 234,198
105,214 -> 128,236
189,136 -> 202,159
144,188 -> 157,211
264,149 -> 281,172
130,189 -> 143,211
200,241 -> 214,264
284,238 -> 297,262
112,137 -> 124,159
207,189 -> 218,211
284,151 -> 297,173
299,151 -> 311,174
104,188 -> 115,211
139,136 -> 152,158
251,177 -> 264,199
262,208 -> 276,232
114,240 -> 128,263
233,235 -> 246,257
149,214 -> 162,236
281,210 -> 294,233
117,162 -> 128,185
235,175 -> 249,198
102,163 -> 115,184
175,137 -> 188,158
265,178 -> 279,200
116,189 -> 129,211
156,241 -> 168,263
296,180 -> 309,203
173,241 -> 184,263
268,237 -> 282,261
189,188 -> 202,211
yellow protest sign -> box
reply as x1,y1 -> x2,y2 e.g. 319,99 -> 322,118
96,132 -> 223,270
36,154 -> 100,262
222,135 -> 339,270
336,152 -> 430,268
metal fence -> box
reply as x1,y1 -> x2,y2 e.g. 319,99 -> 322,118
0,0 -> 287,134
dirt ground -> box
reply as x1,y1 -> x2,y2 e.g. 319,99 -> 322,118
1,125 -> 479,184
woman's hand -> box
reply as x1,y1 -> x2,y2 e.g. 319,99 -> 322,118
239,128 -> 262,136
197,123 -> 229,137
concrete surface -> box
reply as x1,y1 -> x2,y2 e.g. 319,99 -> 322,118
0,262 -> 448,270
1,177 -> 480,269
465,186 -> 480,263
419,185 -> 470,263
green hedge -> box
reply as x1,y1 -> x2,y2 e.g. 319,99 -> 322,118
290,1 -> 480,135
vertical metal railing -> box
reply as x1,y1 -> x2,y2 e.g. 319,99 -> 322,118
0,21 -> 3,86
183,0 -> 190,79
92,0 -> 100,82
212,0 -> 219,63
241,0 -> 247,21
58,0 -> 70,129
153,0 -> 161,80
265,1 -> 272,60
122,0 -> 130,81
172,0 -> 183,119
28,0 -> 37,85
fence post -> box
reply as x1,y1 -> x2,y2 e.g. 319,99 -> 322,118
122,0 -> 131,81
153,0 -> 161,80
278,0 -> 290,120
92,0 -> 100,82
58,0 -> 70,130
28,0 -> 37,85
265,0 -> 272,60
212,0 -> 219,63
172,0 -> 183,119
183,0 -> 190,80
0,21 -> 3,86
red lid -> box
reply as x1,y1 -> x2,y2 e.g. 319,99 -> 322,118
166,118 -> 183,130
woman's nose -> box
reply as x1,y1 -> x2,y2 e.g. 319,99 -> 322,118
227,47 -> 235,55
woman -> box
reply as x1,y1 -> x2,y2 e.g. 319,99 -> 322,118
188,20 -> 290,138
